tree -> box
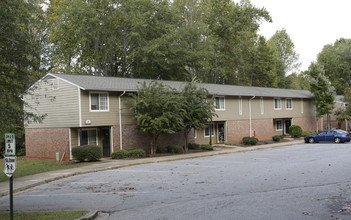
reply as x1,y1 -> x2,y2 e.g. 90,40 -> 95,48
268,29 -> 301,88
180,79 -> 217,151
130,81 -> 184,155
0,0 -> 46,152
317,38 -> 351,94
307,62 -> 335,130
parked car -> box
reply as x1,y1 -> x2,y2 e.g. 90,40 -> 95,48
305,130 -> 351,143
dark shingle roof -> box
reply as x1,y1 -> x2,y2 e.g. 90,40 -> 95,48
48,73 -> 313,98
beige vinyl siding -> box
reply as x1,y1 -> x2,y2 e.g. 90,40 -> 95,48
212,97 -> 315,121
24,78 -> 80,128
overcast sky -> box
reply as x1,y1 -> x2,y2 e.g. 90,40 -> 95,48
248,0 -> 351,72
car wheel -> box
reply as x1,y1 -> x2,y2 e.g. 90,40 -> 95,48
334,137 -> 341,143
308,137 -> 315,143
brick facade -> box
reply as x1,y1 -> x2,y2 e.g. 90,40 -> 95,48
293,116 -> 316,132
25,128 -> 70,161
113,125 -> 194,154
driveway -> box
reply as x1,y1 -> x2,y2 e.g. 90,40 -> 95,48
0,143 -> 351,219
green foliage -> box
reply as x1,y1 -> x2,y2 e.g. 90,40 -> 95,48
156,147 -> 168,154
127,148 -> 146,158
302,131 -> 318,137
111,150 -> 128,159
242,137 -> 259,145
166,145 -> 184,154
130,81 -> 184,155
306,62 -> 335,119
0,210 -> 89,220
200,144 -> 214,151
188,143 -> 201,150
181,79 -> 217,151
272,135 -> 281,142
72,145 -> 102,162
317,38 -> 351,94
289,125 -> 303,137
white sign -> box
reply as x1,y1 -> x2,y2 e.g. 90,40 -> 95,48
4,157 -> 17,178
5,133 -> 16,156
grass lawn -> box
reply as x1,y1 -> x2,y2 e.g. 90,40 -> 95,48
0,210 -> 89,220
0,157 -> 94,182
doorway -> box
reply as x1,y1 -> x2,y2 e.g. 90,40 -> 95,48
285,119 -> 292,135
102,129 -> 110,157
218,123 -> 225,143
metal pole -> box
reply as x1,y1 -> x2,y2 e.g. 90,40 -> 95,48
10,176 -> 13,220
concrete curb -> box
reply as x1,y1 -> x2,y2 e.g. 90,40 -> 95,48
0,140 -> 305,198
75,210 -> 98,220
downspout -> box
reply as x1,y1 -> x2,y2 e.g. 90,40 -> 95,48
249,96 -> 256,137
119,91 -> 126,150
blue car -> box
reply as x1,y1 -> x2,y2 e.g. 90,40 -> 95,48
305,130 -> 351,143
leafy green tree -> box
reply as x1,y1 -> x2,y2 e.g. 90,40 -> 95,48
130,81 -> 184,155
268,29 -> 300,88
307,62 -> 335,130
317,38 -> 351,94
0,0 -> 45,151
180,79 -> 217,151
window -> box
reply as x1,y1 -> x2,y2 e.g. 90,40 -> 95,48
260,97 -> 264,114
215,97 -> 225,110
276,120 -> 283,131
239,96 -> 243,115
90,92 -> 109,111
80,129 -> 97,145
286,98 -> 293,110
274,98 -> 281,110
204,124 -> 215,137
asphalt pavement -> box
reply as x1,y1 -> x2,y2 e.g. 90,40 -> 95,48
0,139 -> 304,198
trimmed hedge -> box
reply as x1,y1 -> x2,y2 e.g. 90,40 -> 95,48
200,144 -> 214,151
127,148 -> 146,158
72,145 -> 102,162
188,143 -> 201,150
167,145 -> 184,154
242,137 -> 258,145
111,150 -> 128,159
289,125 -> 303,137
272,135 -> 281,142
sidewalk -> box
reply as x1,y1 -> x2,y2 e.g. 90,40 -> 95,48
0,139 -> 304,197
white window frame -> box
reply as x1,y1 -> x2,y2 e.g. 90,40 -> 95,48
301,98 -> 304,114
276,120 -> 283,131
89,92 -> 109,112
260,97 -> 264,115
204,124 -> 215,137
239,96 -> 243,115
79,128 -> 98,146
274,98 -> 282,110
214,96 -> 225,110
286,98 -> 293,110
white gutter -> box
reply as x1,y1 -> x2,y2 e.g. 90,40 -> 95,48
119,91 -> 126,150
249,96 -> 256,137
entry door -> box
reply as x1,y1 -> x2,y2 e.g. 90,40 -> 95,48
218,123 -> 225,143
285,120 -> 291,134
102,129 -> 110,157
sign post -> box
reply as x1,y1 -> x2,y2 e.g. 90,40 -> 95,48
4,133 -> 16,220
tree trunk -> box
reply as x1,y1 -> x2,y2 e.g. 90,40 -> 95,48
150,134 -> 159,156
184,129 -> 191,152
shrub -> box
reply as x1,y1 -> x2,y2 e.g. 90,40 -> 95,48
127,148 -> 146,158
302,131 -> 317,137
111,150 -> 128,159
201,144 -> 214,151
272,135 -> 281,142
188,143 -> 201,150
279,135 -> 284,140
166,145 -> 184,154
156,147 -> 168,153
289,125 -> 303,137
242,137 -> 259,145
72,145 -> 102,162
